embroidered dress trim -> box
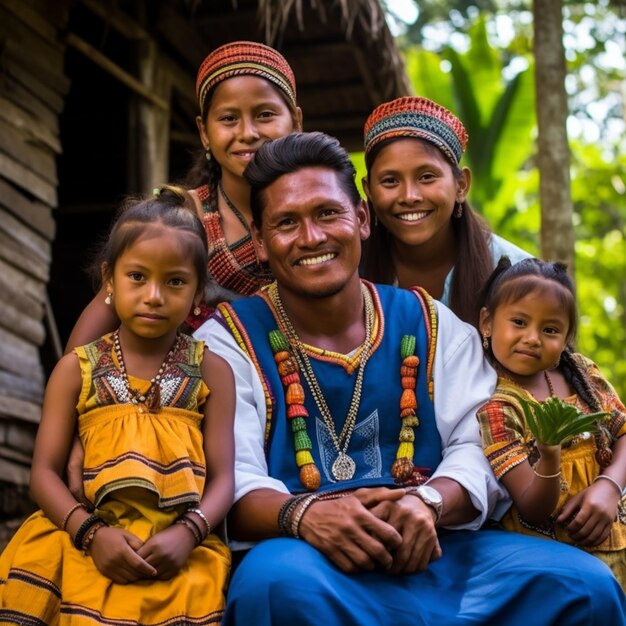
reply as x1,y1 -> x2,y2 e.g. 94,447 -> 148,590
198,184 -> 272,296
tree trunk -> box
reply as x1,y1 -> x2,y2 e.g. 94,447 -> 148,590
533,0 -> 574,270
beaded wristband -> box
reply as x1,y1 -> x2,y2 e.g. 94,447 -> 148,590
188,507 -> 211,536
61,502 -> 85,531
277,496 -> 300,536
73,515 -> 104,550
82,521 -> 107,553
593,474 -> 623,496
183,514 -> 205,541
176,517 -> 201,545
290,494 -> 319,539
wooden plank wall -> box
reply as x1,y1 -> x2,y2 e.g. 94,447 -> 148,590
0,0 -> 70,538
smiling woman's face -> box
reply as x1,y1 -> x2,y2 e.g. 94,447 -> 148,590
363,138 -> 467,250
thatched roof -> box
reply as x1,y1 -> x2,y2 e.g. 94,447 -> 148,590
168,0 -> 411,150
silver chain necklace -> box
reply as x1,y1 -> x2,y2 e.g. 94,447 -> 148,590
269,282 -> 374,480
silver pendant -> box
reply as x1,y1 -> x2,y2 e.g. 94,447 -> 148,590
332,453 -> 356,481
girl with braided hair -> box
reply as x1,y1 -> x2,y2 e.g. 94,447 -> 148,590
477,256 -> 626,587
66,41 -> 302,349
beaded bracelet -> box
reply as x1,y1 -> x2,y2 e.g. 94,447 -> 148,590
82,521 -> 107,553
176,517 -> 201,546
187,507 -> 211,536
290,494 -> 319,539
61,502 -> 85,531
183,513 -> 205,542
277,496 -> 300,536
73,515 -> 105,550
593,474 -> 623,496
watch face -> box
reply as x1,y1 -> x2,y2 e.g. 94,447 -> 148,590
418,485 -> 442,504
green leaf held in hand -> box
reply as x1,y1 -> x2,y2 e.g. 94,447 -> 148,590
518,396 -> 610,446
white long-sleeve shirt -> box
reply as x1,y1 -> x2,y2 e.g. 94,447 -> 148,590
196,298 -> 511,537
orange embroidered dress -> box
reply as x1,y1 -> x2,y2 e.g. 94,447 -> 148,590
0,333 -> 230,625
477,353 -> 626,587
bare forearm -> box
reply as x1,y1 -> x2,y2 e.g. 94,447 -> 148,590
30,466 -> 88,532
228,488 -> 291,541
427,477 -> 478,526
504,450 -> 561,524
196,473 -> 235,532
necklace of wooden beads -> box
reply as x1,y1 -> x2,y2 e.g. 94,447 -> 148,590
268,282 -> 374,482
112,329 -> 180,413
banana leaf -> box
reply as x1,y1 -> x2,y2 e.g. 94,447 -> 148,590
518,396 -> 609,446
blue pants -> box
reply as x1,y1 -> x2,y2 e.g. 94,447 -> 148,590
224,529 -> 626,625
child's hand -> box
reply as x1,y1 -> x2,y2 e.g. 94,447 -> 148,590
136,524 -> 196,580
535,441 -> 561,462
89,526 -> 157,583
556,483 -> 620,546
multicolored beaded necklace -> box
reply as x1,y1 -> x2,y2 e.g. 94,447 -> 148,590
269,282 -> 374,484
112,329 -> 180,413
267,281 -> 423,490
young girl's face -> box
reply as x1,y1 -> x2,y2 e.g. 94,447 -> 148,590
197,75 -> 302,185
106,226 -> 200,339
363,138 -> 469,250
480,284 -> 570,379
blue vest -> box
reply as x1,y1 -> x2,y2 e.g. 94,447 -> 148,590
221,282 -> 441,495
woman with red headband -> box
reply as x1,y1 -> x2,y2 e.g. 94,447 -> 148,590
360,96 -> 529,327
66,41 -> 302,349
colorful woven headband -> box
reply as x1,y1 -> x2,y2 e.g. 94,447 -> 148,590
364,96 -> 468,164
196,41 -> 297,118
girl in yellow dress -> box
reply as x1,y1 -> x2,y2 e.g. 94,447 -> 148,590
0,186 -> 235,624
477,256 -> 626,587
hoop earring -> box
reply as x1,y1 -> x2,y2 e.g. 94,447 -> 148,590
454,202 -> 463,218
205,147 -> 212,162
105,292 -> 112,305
482,334 -> 490,351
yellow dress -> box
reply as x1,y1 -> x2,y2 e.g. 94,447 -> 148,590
0,332 -> 230,625
477,354 -> 626,587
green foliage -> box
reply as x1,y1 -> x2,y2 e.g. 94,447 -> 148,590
518,396 -> 608,445
571,143 -> 626,399
396,18 -> 538,226
359,3 -> 626,401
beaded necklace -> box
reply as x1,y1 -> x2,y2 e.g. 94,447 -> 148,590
112,329 -> 180,413
269,282 -> 374,482
267,282 -> 424,490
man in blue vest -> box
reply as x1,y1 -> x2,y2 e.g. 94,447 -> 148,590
196,131 -> 625,625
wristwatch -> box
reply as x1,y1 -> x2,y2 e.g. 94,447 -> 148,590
405,485 -> 443,523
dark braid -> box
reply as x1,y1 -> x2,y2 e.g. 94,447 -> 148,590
480,257 -> 615,467
560,349 -> 601,412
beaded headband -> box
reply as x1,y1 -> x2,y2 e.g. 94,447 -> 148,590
196,41 -> 297,119
363,96 -> 468,164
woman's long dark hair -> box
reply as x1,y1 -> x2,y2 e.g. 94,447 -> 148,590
361,137 -> 493,326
